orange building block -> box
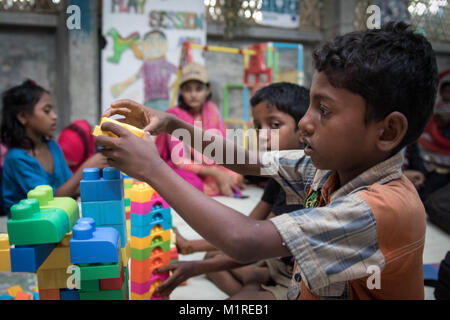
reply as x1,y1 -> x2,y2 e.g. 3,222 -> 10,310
39,289 -> 60,300
14,291 -> 32,300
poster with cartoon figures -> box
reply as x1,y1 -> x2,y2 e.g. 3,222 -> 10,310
102,0 -> 206,112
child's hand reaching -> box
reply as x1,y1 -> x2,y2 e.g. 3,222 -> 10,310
102,99 -> 175,135
81,153 -> 109,170
95,121 -> 164,182
153,261 -> 198,297
213,168 -> 240,197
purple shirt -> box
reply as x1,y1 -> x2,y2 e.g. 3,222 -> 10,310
139,58 -> 177,102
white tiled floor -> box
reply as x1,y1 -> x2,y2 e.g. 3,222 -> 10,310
1,185 -> 449,300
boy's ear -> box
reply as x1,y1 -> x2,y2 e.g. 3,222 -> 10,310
376,111 -> 408,152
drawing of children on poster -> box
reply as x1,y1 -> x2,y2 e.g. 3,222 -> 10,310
110,29 -> 177,111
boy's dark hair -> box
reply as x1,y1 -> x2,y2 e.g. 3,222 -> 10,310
250,82 -> 310,128
177,82 -> 212,111
440,81 -> 450,93
1,80 -> 49,150
313,21 -> 438,154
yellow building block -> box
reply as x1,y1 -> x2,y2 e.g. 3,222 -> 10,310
93,117 -> 145,139
7,285 -> 23,297
37,238 -> 72,290
34,286 -> 39,293
124,189 -> 131,199
130,291 -> 151,300
0,234 -> 11,271
131,229 -> 171,250
126,220 -> 131,240
129,183 -> 155,203
121,242 -> 130,266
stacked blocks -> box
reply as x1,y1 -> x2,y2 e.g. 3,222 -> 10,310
0,234 -> 11,271
123,175 -> 134,220
69,218 -> 127,300
80,167 -> 127,247
129,183 -> 172,300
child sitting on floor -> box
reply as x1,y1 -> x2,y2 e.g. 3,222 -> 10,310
1,80 -> 108,216
159,83 -> 309,300
97,22 -> 438,299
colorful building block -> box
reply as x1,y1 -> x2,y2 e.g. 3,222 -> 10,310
130,240 -> 171,261
129,183 -> 155,203
0,295 -> 13,300
81,199 -> 125,226
39,288 -> 60,300
7,199 -> 69,246
121,241 -> 130,266
80,280 -> 100,292
70,219 -> 120,264
108,223 -> 127,248
77,260 -> 122,281
130,272 -> 169,297
79,281 -> 127,300
10,243 -> 56,273
93,117 -> 145,139
33,292 -> 39,300
80,167 -> 124,202
14,291 -> 32,300
60,289 -> 80,300
0,234 -> 11,271
130,228 -> 171,250
27,185 -> 79,229
6,285 -> 23,297
99,265 -> 125,290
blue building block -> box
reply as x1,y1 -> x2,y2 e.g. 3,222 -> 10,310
80,168 -> 124,202
0,295 -> 13,300
70,219 -> 120,264
33,292 -> 39,300
60,289 -> 80,300
10,243 -> 56,273
106,223 -> 127,248
130,207 -> 172,238
81,199 -> 126,226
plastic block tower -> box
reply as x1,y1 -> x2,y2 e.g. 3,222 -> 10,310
80,167 -> 128,248
2,185 -> 81,300
123,174 -> 134,220
69,218 -> 128,300
129,182 -> 172,300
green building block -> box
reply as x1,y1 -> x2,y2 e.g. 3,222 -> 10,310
130,240 -> 170,261
80,279 -> 100,292
79,281 -> 127,300
7,199 -> 69,246
28,185 -> 79,229
78,261 -> 121,281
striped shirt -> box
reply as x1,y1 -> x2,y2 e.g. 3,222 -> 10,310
262,150 -> 426,300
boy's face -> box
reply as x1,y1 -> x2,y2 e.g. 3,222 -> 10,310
298,72 -> 382,181
142,33 -> 168,60
252,101 -> 303,151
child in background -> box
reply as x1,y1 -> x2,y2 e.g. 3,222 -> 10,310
58,119 -> 96,173
1,80 -> 108,216
156,83 -> 309,300
155,63 -> 244,197
98,22 -> 438,299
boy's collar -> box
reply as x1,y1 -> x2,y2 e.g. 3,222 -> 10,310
311,152 -> 404,201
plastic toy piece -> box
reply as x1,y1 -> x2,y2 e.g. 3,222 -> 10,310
79,281 -> 127,300
81,199 -> 126,226
60,289 -> 80,300
0,295 -> 14,300
80,280 -> 100,292
93,117 -> 145,139
7,199 -> 69,246
70,219 -> 120,264
121,242 -> 130,266
6,285 -> 23,297
130,272 -> 169,296
80,167 -> 124,202
10,243 -> 56,273
39,288 -> 60,300
130,229 -> 171,250
14,291 -> 32,300
27,185 -> 79,229
99,265 -> 125,290
77,260 -> 122,281
0,234 -> 11,271
33,292 -> 39,300
129,183 -> 155,203
131,239 -> 171,261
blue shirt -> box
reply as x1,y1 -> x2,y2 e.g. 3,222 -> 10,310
2,140 -> 72,216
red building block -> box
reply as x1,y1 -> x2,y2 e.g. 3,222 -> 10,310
100,265 -> 125,290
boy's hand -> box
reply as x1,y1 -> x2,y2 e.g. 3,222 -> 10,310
102,99 -> 175,135
153,261 -> 198,297
95,121 -> 164,181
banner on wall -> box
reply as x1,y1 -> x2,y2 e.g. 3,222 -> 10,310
101,0 -> 207,113
257,0 -> 299,29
